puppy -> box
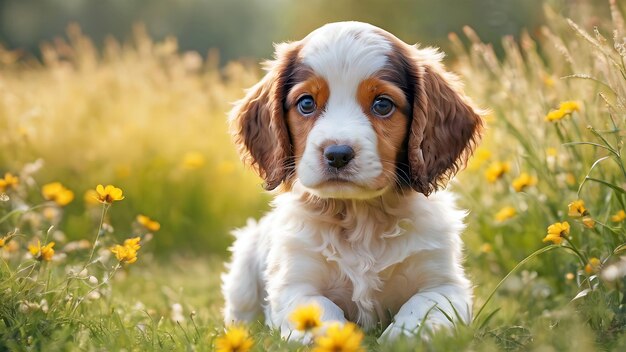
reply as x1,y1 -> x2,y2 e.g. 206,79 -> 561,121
222,21 -> 482,341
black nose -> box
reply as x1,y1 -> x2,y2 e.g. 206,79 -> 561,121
324,145 -> 355,169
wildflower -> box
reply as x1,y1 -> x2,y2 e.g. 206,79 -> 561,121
215,326 -> 253,352
584,257 -> 601,274
137,214 -> 161,232
512,173 -> 536,192
182,152 -> 205,170
582,217 -> 595,229
0,236 -> 6,248
545,101 -> 581,122
611,210 -> 626,222
94,184 -> 124,204
290,303 -> 322,331
480,243 -> 493,253
42,182 -> 75,206
0,172 -> 19,192
468,148 -> 491,170
546,147 -> 558,157
28,241 -> 55,261
565,272 -> 575,280
110,237 -> 141,264
495,206 -> 516,222
559,101 -> 581,114
542,221 -> 570,245
313,322 -> 365,352
484,161 -> 510,183
567,200 -> 588,218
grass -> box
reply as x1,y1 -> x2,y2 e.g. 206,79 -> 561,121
2,1 -> 626,351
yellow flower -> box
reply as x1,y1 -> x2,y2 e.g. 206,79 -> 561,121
182,152 -> 206,170
582,217 -> 595,228
137,215 -> 161,232
545,101 -> 580,122
0,172 -> 19,192
313,323 -> 365,352
290,303 -> 322,331
611,210 -> 626,222
543,221 -> 570,245
584,257 -> 601,274
512,173 -> 536,192
468,148 -> 491,170
42,182 -> 75,206
28,241 -> 55,261
546,147 -> 558,157
215,326 -> 253,352
0,236 -> 6,248
559,101 -> 581,114
484,161 -> 510,183
95,184 -> 125,204
480,243 -> 493,253
567,199 -> 588,218
110,237 -> 141,264
495,206 -> 516,222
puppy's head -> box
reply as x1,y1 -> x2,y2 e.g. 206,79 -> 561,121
230,22 -> 483,199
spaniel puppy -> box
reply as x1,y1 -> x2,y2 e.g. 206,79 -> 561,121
222,21 -> 483,342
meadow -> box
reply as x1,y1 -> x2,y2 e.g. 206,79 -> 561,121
1,1 -> 626,351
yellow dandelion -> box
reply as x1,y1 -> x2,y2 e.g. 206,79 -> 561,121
543,221 -> 570,245
611,210 -> 626,223
94,184 -> 125,204
559,101 -> 581,114
42,182 -> 75,206
290,303 -> 322,331
484,161 -> 510,183
313,322 -> 365,352
567,200 -> 588,218
137,214 -> 161,232
28,241 -> 55,261
182,152 -> 206,170
495,206 -> 516,222
582,217 -> 595,229
584,257 -> 601,274
512,173 -> 536,192
215,326 -> 254,352
546,147 -> 558,157
110,237 -> 141,264
0,172 -> 19,192
545,109 -> 566,122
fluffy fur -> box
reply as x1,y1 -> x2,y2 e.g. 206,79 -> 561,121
222,21 -> 483,342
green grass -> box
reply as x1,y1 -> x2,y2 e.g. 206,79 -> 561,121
2,1 -> 626,351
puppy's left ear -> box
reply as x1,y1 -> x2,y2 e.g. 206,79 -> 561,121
407,48 -> 484,195
229,42 -> 300,190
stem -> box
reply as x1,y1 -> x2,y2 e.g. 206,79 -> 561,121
84,203 -> 110,270
70,262 -> 121,316
474,245 -> 559,322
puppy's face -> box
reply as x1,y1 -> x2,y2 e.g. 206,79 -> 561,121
231,22 -> 482,199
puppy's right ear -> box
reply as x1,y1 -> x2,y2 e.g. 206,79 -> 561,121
229,43 -> 300,190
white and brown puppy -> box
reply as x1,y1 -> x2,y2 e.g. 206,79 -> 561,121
222,21 -> 483,341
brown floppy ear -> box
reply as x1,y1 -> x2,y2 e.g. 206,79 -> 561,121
229,43 -> 300,190
408,48 -> 483,195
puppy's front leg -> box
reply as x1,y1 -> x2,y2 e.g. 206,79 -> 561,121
379,284 -> 472,341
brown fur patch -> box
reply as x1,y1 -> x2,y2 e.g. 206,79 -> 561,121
379,30 -> 484,195
229,42 -> 303,190
356,78 -> 410,190
286,75 -> 330,164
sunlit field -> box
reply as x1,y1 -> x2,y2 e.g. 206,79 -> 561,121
1,2 -> 626,351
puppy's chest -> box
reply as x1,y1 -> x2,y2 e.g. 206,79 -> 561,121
314,221 -> 418,325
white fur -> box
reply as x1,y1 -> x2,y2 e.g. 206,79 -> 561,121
222,21 -> 473,343
298,22 -> 390,199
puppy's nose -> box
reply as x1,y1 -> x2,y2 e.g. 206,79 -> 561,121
324,145 -> 355,169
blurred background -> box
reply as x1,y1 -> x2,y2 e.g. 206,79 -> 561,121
0,0 -> 614,255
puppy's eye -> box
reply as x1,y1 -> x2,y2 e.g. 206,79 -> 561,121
371,97 -> 395,117
297,95 -> 316,116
